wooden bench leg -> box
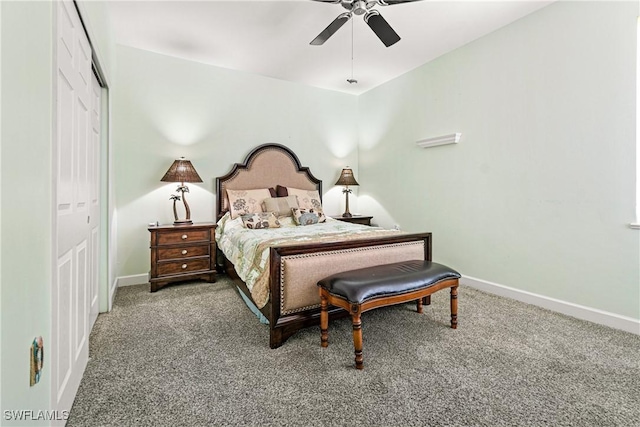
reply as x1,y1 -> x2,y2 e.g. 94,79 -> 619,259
320,292 -> 329,348
450,284 -> 458,329
351,312 -> 364,370
416,298 -> 423,313
422,295 -> 431,306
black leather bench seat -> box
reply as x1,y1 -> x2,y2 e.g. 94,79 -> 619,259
317,260 -> 461,304
317,259 -> 461,369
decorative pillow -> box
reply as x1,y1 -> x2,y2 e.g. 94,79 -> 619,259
292,208 -> 326,226
268,187 -> 277,197
286,187 -> 322,210
241,212 -> 281,229
226,188 -> 271,219
262,196 -> 299,218
276,185 -> 288,197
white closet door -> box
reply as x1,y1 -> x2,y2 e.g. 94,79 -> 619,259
53,0 -> 97,419
89,72 -> 101,329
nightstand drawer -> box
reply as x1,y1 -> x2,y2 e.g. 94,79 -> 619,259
157,229 -> 210,245
158,245 -> 209,260
157,258 -> 210,276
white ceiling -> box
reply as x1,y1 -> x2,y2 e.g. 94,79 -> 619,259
107,0 -> 554,95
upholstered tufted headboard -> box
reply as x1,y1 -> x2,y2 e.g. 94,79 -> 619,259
216,144 -> 322,220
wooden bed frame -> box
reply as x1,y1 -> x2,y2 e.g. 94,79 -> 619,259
216,143 -> 432,348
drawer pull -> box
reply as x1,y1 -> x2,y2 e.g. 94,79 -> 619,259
181,234 -> 188,240
181,264 -> 188,269
181,249 -> 188,255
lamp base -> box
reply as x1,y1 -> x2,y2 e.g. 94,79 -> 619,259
341,212 -> 353,218
173,219 -> 193,225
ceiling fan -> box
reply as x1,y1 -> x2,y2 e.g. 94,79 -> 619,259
310,0 -> 421,47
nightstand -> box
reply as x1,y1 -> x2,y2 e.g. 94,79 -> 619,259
331,215 -> 373,226
148,222 -> 217,292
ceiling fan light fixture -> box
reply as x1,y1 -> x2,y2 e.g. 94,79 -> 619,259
341,0 -> 368,15
353,0 -> 367,15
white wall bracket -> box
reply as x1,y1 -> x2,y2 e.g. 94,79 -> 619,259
416,132 -> 461,148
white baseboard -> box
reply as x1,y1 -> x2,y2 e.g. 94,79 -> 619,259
461,275 -> 640,335
117,273 -> 148,287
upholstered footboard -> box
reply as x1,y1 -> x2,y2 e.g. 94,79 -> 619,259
266,232 -> 432,348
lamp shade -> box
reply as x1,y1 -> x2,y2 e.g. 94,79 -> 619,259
161,158 -> 202,183
335,167 -> 359,186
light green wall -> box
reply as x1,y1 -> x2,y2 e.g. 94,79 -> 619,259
358,1 -> 640,320
0,1 -> 53,422
113,46 -> 359,277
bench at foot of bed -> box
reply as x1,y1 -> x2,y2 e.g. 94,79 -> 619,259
317,260 -> 461,369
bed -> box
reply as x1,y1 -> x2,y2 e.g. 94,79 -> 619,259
216,143 -> 432,348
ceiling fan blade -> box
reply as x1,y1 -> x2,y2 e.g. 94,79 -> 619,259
364,10 -> 400,47
310,12 -> 352,46
310,0 -> 342,3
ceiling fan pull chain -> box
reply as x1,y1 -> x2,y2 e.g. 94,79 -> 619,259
351,18 -> 354,78
347,17 -> 358,84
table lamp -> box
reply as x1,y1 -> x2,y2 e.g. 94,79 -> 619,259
161,157 -> 202,225
335,167 -> 359,218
